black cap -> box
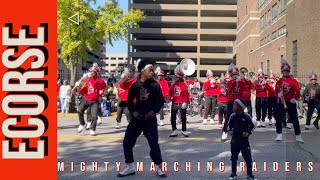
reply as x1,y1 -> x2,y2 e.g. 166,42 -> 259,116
137,59 -> 155,72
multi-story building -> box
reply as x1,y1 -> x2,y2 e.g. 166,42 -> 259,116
58,39 -> 106,82
104,53 -> 130,73
236,0 -> 319,81
286,0 -> 320,79
235,0 -> 287,77
129,0 -> 237,81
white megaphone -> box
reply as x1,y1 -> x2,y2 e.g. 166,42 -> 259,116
179,58 -> 196,76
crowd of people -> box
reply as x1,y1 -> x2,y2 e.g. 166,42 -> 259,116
58,59 -> 319,180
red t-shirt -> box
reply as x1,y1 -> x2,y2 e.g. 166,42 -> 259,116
118,79 -> 136,101
275,77 -> 300,102
80,77 -> 107,101
169,81 -> 189,103
242,79 -> 255,101
217,85 -> 228,103
227,79 -> 244,102
255,81 -> 269,98
158,79 -> 170,97
267,80 -> 277,97
203,80 -> 219,96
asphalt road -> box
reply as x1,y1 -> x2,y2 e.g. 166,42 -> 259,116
58,113 -> 320,180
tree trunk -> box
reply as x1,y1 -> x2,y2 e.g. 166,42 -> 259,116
69,57 -> 79,113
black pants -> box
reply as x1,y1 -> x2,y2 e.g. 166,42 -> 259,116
218,102 -> 227,124
306,101 -> 320,125
223,101 -> 234,132
116,101 -> 130,123
87,103 -> 102,123
123,117 -> 163,165
275,102 -> 301,135
245,100 -> 252,117
204,95 -> 217,119
256,97 -> 268,121
159,106 -> 165,120
78,99 -> 99,131
170,103 -> 187,131
267,97 -> 277,120
231,139 -> 253,176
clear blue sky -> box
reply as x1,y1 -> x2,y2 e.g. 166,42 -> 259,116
90,0 -> 128,54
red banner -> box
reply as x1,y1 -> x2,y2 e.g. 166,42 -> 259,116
0,0 -> 57,179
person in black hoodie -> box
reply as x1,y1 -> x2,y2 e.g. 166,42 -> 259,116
228,99 -> 256,180
118,59 -> 166,178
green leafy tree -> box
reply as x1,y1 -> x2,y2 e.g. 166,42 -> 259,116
58,0 -> 143,85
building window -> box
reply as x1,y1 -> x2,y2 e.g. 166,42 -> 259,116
278,25 -> 286,36
272,30 -> 278,40
111,64 -> 116,66
260,15 -> 265,31
267,10 -> 271,26
267,60 -> 270,73
279,0 -> 286,17
281,55 -> 284,61
292,40 -> 298,77
260,62 -> 264,72
111,57 -> 116,60
272,3 -> 278,22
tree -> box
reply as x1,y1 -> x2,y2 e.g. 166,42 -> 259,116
58,0 -> 144,86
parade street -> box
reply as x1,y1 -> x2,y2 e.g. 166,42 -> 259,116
58,113 -> 320,180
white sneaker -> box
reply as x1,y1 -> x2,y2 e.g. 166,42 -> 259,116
203,119 -> 207,125
181,131 -> 190,137
218,124 -> 223,128
86,122 -> 91,130
261,121 -> 266,127
159,120 -> 164,126
117,164 -> 136,177
269,119 -> 273,126
287,123 -> 293,129
209,119 -> 214,124
97,116 -> 102,125
221,132 -> 228,142
156,165 -> 166,177
296,134 -> 304,143
170,130 -> 178,137
305,125 -> 310,130
116,122 -> 121,129
90,129 -> 97,136
257,121 -> 262,128
77,125 -> 85,133
275,133 -> 282,141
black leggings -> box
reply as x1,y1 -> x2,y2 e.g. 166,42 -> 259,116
256,97 -> 268,121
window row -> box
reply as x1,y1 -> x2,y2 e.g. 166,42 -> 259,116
260,25 -> 286,46
260,0 -> 287,32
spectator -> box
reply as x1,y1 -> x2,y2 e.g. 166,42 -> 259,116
59,80 -> 72,113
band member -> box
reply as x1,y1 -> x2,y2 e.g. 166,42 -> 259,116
77,65 -> 106,136
303,71 -> 320,130
155,67 -> 170,126
119,59 -> 166,177
274,59 -> 304,143
241,74 -> 255,118
115,68 -> 135,129
217,73 -> 228,128
267,71 -> 277,126
221,63 -> 244,142
228,99 -> 255,180
255,69 -> 270,128
169,67 -> 190,137
203,70 -> 219,125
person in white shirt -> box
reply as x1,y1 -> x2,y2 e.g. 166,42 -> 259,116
59,80 -> 72,113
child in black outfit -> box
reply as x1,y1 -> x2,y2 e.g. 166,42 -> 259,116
228,99 -> 256,180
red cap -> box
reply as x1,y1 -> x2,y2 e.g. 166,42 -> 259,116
281,64 -> 291,71
89,66 -> 101,74
310,74 -> 318,80
158,70 -> 164,76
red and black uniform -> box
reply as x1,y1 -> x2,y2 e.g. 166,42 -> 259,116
78,77 -> 107,131
203,79 -> 219,119
169,80 -> 189,132
158,79 -> 170,120
217,84 -> 228,125
303,82 -> 320,127
255,81 -> 270,122
274,76 -> 301,135
116,78 -> 136,123
242,78 -> 255,117
222,79 -> 244,132
267,80 -> 277,120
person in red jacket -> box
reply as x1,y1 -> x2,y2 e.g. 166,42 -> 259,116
267,71 -> 277,126
254,70 -> 270,128
221,64 -> 244,142
241,75 -> 255,118
155,67 -> 170,126
274,59 -> 304,143
202,69 -> 219,125
169,66 -> 190,137
217,73 -> 228,128
77,65 -> 107,136
115,68 -> 136,129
